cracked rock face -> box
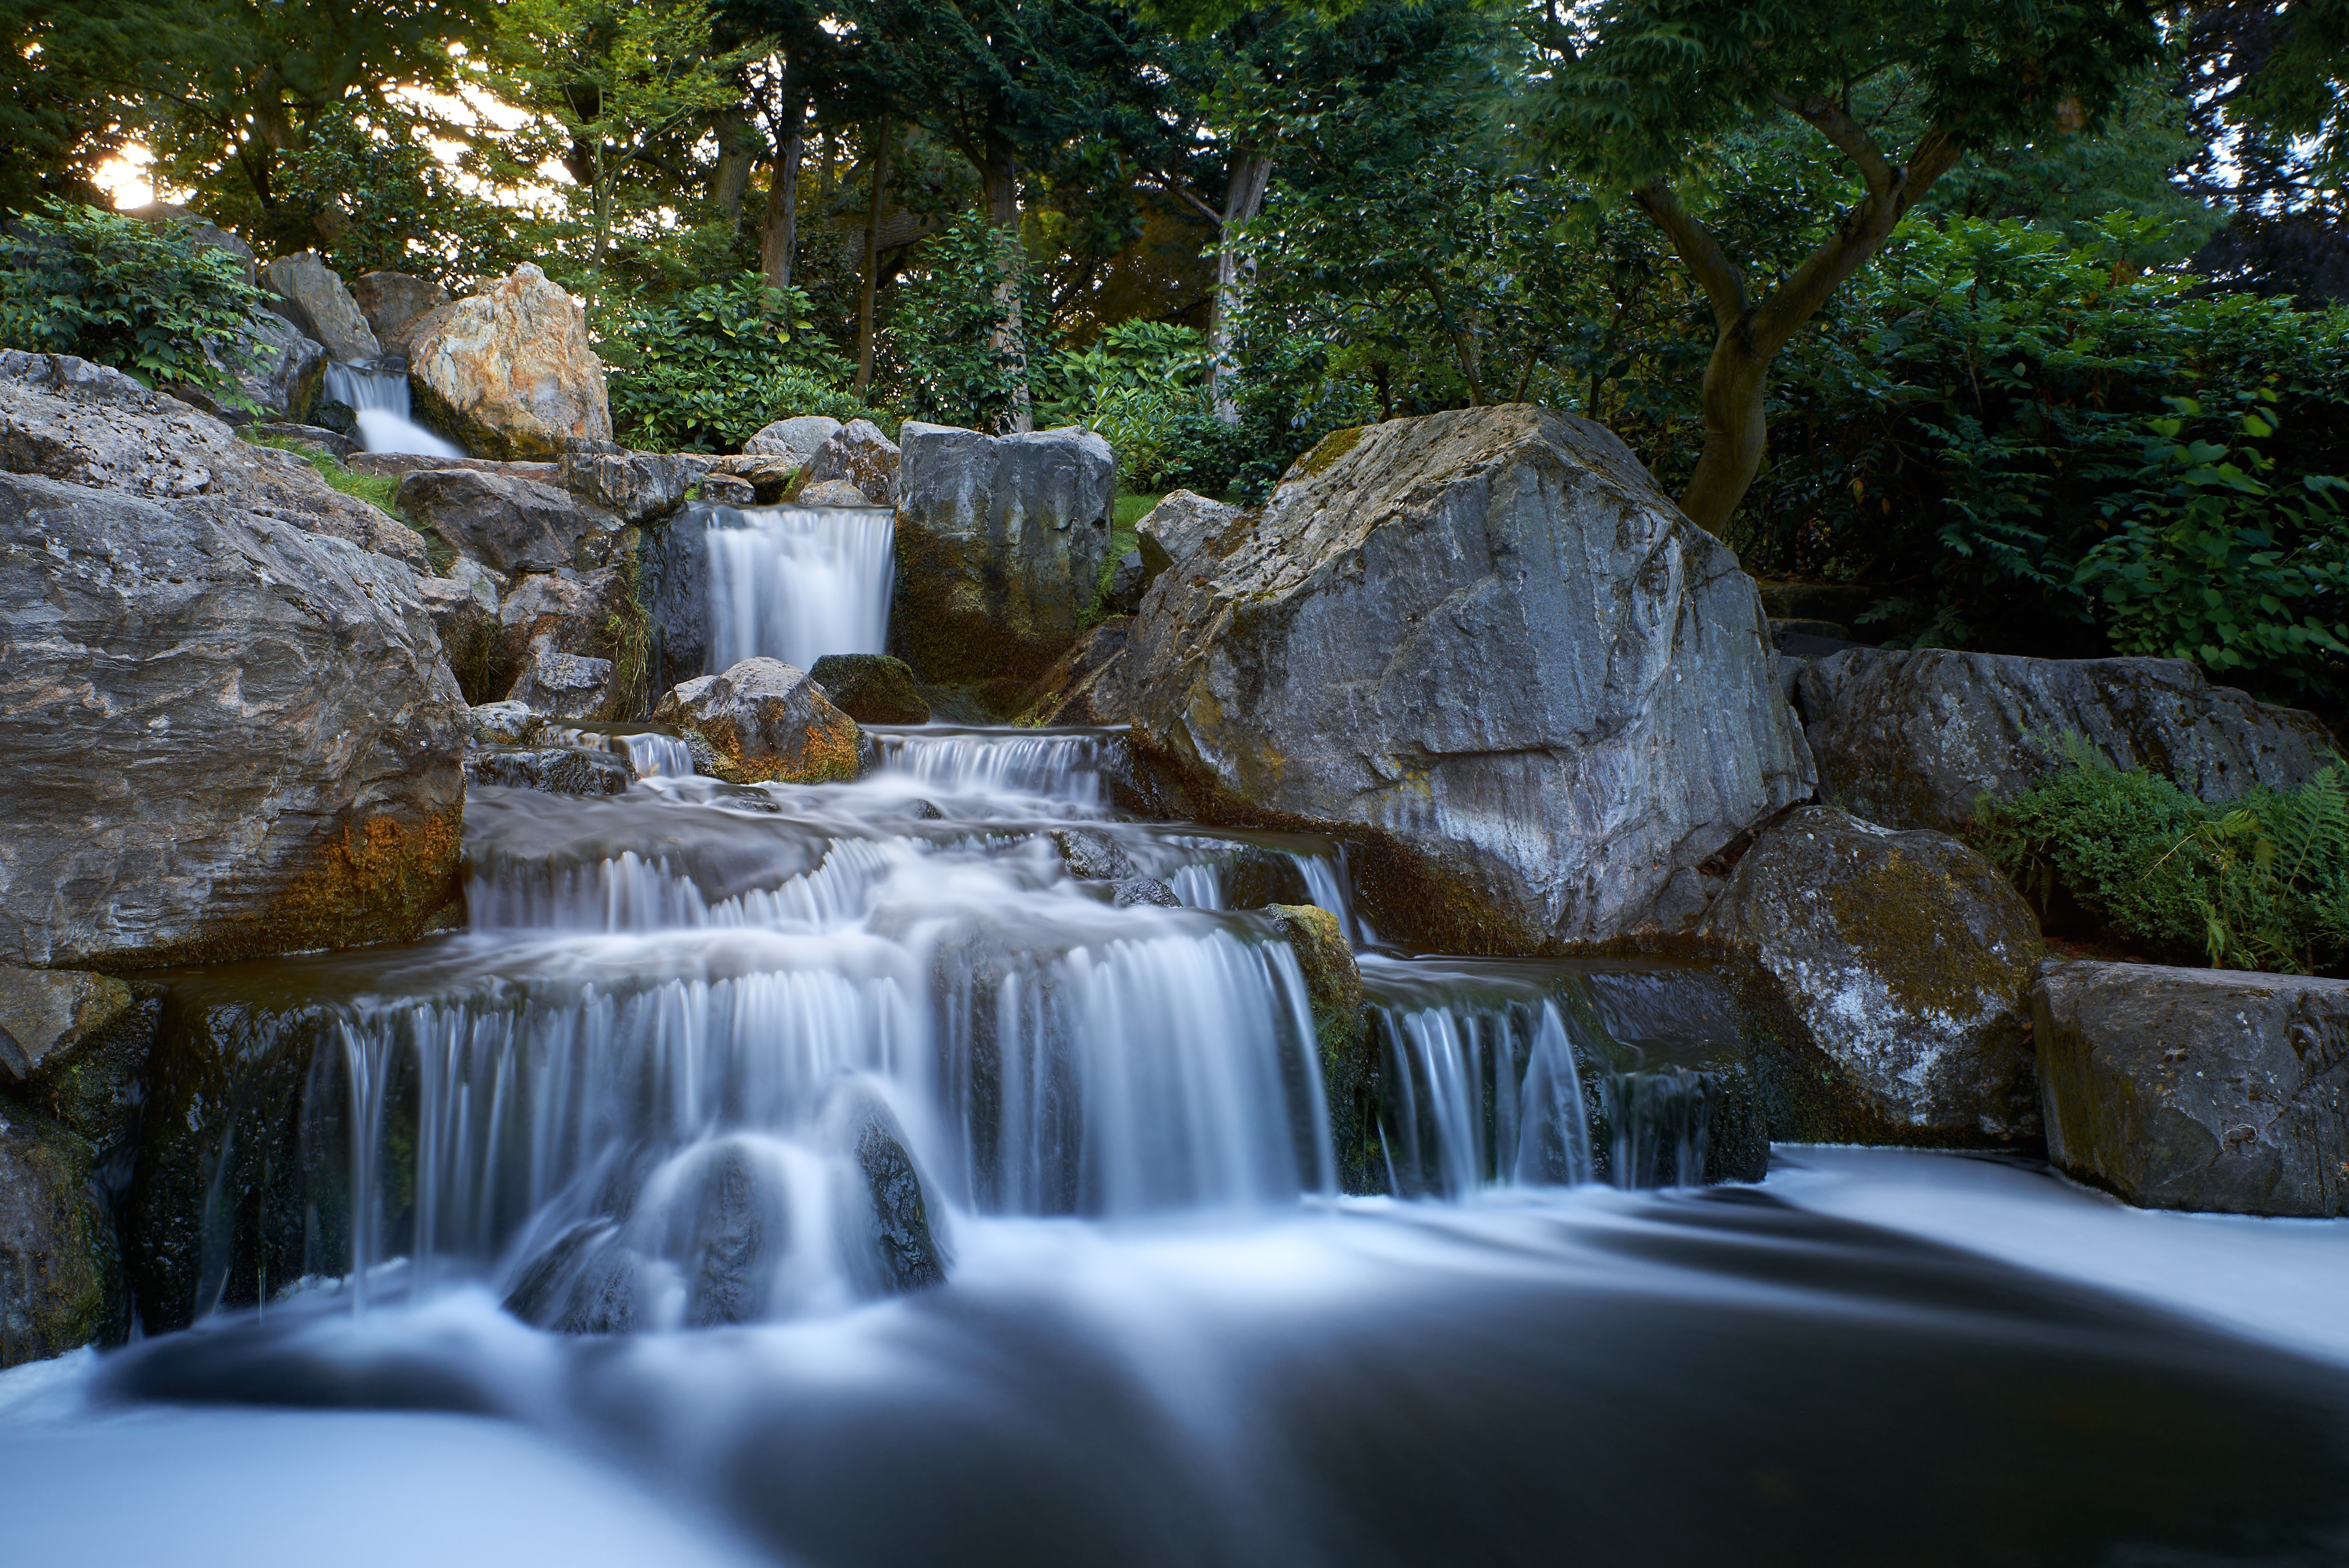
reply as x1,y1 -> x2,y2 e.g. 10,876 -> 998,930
407,264 -> 612,460
1126,405 -> 1814,950
1700,806 -> 2044,1146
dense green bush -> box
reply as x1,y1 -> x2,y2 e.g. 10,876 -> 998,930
1972,738 -> 2349,976
1037,321 -> 1251,494
0,201 -> 270,398
879,213 -> 1044,433
600,273 -> 873,451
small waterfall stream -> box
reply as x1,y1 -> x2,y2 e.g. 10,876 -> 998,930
701,503 -> 895,672
322,361 -> 465,457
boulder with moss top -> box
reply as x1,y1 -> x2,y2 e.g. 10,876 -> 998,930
1127,406 -> 1814,950
891,422 -> 1117,684
654,658 -> 862,784
810,653 -> 929,724
1699,805 -> 2043,1145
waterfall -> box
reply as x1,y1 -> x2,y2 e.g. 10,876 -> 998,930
702,503 -> 895,672
322,360 -> 465,458
865,725 -> 1117,808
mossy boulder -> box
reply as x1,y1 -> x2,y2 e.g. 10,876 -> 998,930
654,658 -> 863,785
0,1108 -> 125,1366
811,653 -> 931,725
0,966 -> 162,1148
1016,618 -> 1131,726
1699,806 -> 2044,1146
1259,903 -> 1376,1189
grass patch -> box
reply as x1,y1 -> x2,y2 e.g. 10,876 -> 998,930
1114,491 -> 1163,529
244,431 -> 455,572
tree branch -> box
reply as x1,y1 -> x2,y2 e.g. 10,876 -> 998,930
1633,180 -> 1747,331
1765,86 -> 1893,200
1750,124 -> 1962,358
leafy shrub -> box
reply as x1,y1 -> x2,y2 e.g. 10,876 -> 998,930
879,213 -> 1042,432
1036,322 -> 1254,493
1972,736 -> 2349,975
600,273 -> 871,451
0,201 -> 270,398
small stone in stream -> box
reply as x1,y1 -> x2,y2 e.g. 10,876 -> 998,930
856,1114 -> 944,1293
1112,877 -> 1181,909
465,746 -> 633,796
1053,828 -> 1140,882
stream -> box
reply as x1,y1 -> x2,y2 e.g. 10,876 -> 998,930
5,502 -> 2349,1566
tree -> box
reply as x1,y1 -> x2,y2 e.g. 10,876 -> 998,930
1538,1 -> 2165,533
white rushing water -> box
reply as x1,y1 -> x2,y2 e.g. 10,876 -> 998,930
323,361 -> 466,457
703,504 -> 894,671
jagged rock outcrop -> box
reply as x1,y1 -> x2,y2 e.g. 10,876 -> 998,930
505,634 -> 614,719
1699,807 -> 2044,1145
654,658 -> 861,785
1127,407 -> 1814,950
809,653 -> 930,724
1797,649 -> 2338,833
745,415 -> 842,466
260,252 -> 380,362
1016,618 -> 1131,726
235,310 -> 327,425
892,422 -> 1117,683
558,438 -> 700,526
2035,961 -> 2349,1216
0,471 -> 467,967
408,264 -> 612,460
488,566 -> 627,704
800,419 -> 900,505
352,271 -> 451,360
0,350 -> 428,567
395,467 -> 600,573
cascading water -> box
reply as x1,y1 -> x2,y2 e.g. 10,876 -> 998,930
322,360 -> 466,457
701,502 -> 894,671
29,544 -> 2349,1568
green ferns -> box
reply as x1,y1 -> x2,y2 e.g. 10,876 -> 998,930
1973,736 -> 2349,976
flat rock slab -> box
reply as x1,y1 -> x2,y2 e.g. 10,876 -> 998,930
397,468 -> 600,574
2036,960 -> 2349,1216
347,453 -> 559,483
1798,649 -> 2337,833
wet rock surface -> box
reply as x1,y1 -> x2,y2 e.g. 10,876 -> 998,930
1128,406 -> 1814,950
465,746 -> 636,796
1701,806 -> 2044,1146
2035,960 -> 2349,1215
892,422 -> 1117,683
0,469 -> 467,968
655,658 -> 862,784
1016,618 -> 1131,726
0,350 -> 428,566
856,1115 -> 945,1294
0,1108 -> 123,1367
809,653 -> 930,724
407,263 -> 612,460
1797,649 -> 2338,833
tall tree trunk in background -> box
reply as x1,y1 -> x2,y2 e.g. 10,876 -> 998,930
1209,149 -> 1272,428
712,107 -> 753,235
855,119 -> 891,395
757,75 -> 807,295
978,141 -> 1032,434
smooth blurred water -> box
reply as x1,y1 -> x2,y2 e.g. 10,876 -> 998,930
703,505 -> 895,672
324,361 -> 465,458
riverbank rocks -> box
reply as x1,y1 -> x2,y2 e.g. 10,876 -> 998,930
810,653 -> 930,724
408,264 -> 612,460
654,659 -> 862,785
558,439 -> 700,527
1016,618 -> 1131,726
352,271 -> 451,360
1128,406 -> 1813,950
235,310 -> 327,425
800,419 -> 900,506
892,423 -> 1117,684
0,350 -> 428,567
260,252 -> 380,363
0,471 -> 468,968
397,468 -> 599,573
2034,961 -> 2349,1216
1699,807 -> 2044,1145
745,415 -> 841,467
0,1110 -> 124,1367
1797,650 -> 2338,834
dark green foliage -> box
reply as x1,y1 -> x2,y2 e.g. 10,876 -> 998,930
600,272 -> 876,450
878,212 -> 1044,430
0,202 -> 270,398
1972,737 -> 2349,976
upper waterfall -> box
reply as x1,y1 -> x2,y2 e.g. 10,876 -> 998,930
323,360 -> 465,457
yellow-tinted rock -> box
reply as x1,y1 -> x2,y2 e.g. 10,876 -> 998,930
410,264 -> 612,460
655,658 -> 863,784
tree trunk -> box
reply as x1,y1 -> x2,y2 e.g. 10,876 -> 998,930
1678,325 -> 1772,535
979,142 -> 1032,434
757,87 -> 807,294
1209,149 -> 1273,427
855,119 -> 891,396
712,108 -> 754,235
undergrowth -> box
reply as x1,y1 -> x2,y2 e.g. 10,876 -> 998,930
1971,735 -> 2349,975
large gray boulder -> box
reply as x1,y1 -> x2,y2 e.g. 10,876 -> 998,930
1136,489 -> 1238,582
1126,407 -> 1814,950
0,472 -> 468,968
1797,649 -> 2337,833
234,309 -> 327,425
559,438 -> 700,527
352,271 -> 451,360
492,566 -> 628,704
744,415 -> 842,467
260,252 -> 381,362
892,422 -> 1117,683
1699,807 -> 2044,1145
505,635 -> 614,720
2035,960 -> 2349,1216
396,467 -> 600,573
654,658 -> 862,785
0,350 -> 428,567
800,419 -> 900,506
